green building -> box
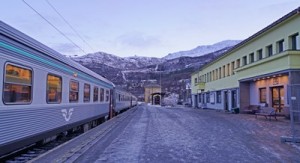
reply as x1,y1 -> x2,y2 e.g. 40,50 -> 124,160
191,7 -> 300,113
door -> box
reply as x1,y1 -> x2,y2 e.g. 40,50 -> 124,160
194,95 -> 198,107
271,86 -> 284,112
109,89 -> 115,119
231,90 -> 237,108
224,91 -> 228,110
154,95 -> 160,105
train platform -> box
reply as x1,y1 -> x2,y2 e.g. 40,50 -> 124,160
31,104 -> 300,162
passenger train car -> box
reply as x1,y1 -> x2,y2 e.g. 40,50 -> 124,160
0,21 -> 137,156
115,89 -> 137,113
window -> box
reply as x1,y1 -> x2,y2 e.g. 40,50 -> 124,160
242,56 -> 247,66
236,59 -> 240,68
206,93 -> 210,103
216,91 -> 221,103
206,73 -> 209,82
3,64 -> 32,104
290,33 -> 299,50
84,84 -> 90,102
93,86 -> 99,102
47,74 -> 62,103
198,94 -> 201,103
277,39 -> 284,53
257,49 -> 263,60
259,88 -> 266,103
100,88 -> 104,102
266,45 -> 273,57
223,65 -> 225,78
69,80 -> 79,102
194,78 -> 198,85
231,61 -> 235,75
249,53 -> 254,63
106,90 -> 110,102
219,67 -> 221,79
227,63 -> 230,76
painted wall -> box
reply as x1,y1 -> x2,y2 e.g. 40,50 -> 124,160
191,72 -> 199,94
144,87 -> 161,103
192,14 -> 300,94
237,51 -> 300,80
249,75 -> 289,106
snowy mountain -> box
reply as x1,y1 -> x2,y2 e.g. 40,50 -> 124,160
73,40 -> 240,99
163,40 -> 241,60
72,52 -> 163,70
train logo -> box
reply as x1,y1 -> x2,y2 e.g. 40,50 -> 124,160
61,108 -> 74,122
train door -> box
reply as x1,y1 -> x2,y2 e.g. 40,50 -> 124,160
109,89 -> 115,119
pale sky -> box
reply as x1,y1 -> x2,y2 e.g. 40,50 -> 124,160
1,0 -> 300,58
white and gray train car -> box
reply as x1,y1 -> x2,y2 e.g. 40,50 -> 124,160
115,89 -> 138,113
0,21 -> 137,156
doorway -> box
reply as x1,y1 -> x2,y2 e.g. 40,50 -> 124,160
231,90 -> 237,108
224,91 -> 228,111
271,86 -> 284,112
154,95 -> 161,105
195,95 -> 198,107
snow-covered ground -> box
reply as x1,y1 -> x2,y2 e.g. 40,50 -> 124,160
94,105 -> 300,163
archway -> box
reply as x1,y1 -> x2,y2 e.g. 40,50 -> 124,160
154,95 -> 160,105
151,92 -> 165,105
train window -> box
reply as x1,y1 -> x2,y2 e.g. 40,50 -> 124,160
100,88 -> 104,102
84,84 -> 90,102
94,86 -> 99,102
47,74 -> 62,103
118,94 -> 121,101
106,90 -> 109,102
69,80 -> 79,102
3,64 -> 32,104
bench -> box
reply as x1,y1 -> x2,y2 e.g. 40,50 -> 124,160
255,107 -> 277,120
243,105 -> 260,114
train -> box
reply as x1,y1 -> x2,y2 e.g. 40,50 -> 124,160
0,21 -> 137,157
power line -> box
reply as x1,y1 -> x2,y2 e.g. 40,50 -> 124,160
46,0 -> 95,52
22,0 -> 86,55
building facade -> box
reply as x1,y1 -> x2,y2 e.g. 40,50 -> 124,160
144,84 -> 162,105
191,7 -> 300,113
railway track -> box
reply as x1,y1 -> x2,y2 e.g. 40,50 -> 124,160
1,126 -> 84,162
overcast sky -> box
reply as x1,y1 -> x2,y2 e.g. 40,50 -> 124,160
1,0 -> 300,58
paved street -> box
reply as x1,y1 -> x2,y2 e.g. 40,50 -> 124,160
76,104 -> 300,163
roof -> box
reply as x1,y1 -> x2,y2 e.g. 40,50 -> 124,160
196,6 -> 300,72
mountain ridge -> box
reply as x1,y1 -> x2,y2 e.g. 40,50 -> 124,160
163,40 -> 241,60
72,40 -> 241,100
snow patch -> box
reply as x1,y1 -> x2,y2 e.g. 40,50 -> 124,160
163,40 -> 241,60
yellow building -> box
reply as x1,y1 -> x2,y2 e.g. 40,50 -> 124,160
191,7 -> 300,113
144,84 -> 162,105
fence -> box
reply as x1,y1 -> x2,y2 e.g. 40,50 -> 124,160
282,84 -> 300,143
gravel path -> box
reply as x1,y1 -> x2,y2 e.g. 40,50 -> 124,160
91,104 -> 300,162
